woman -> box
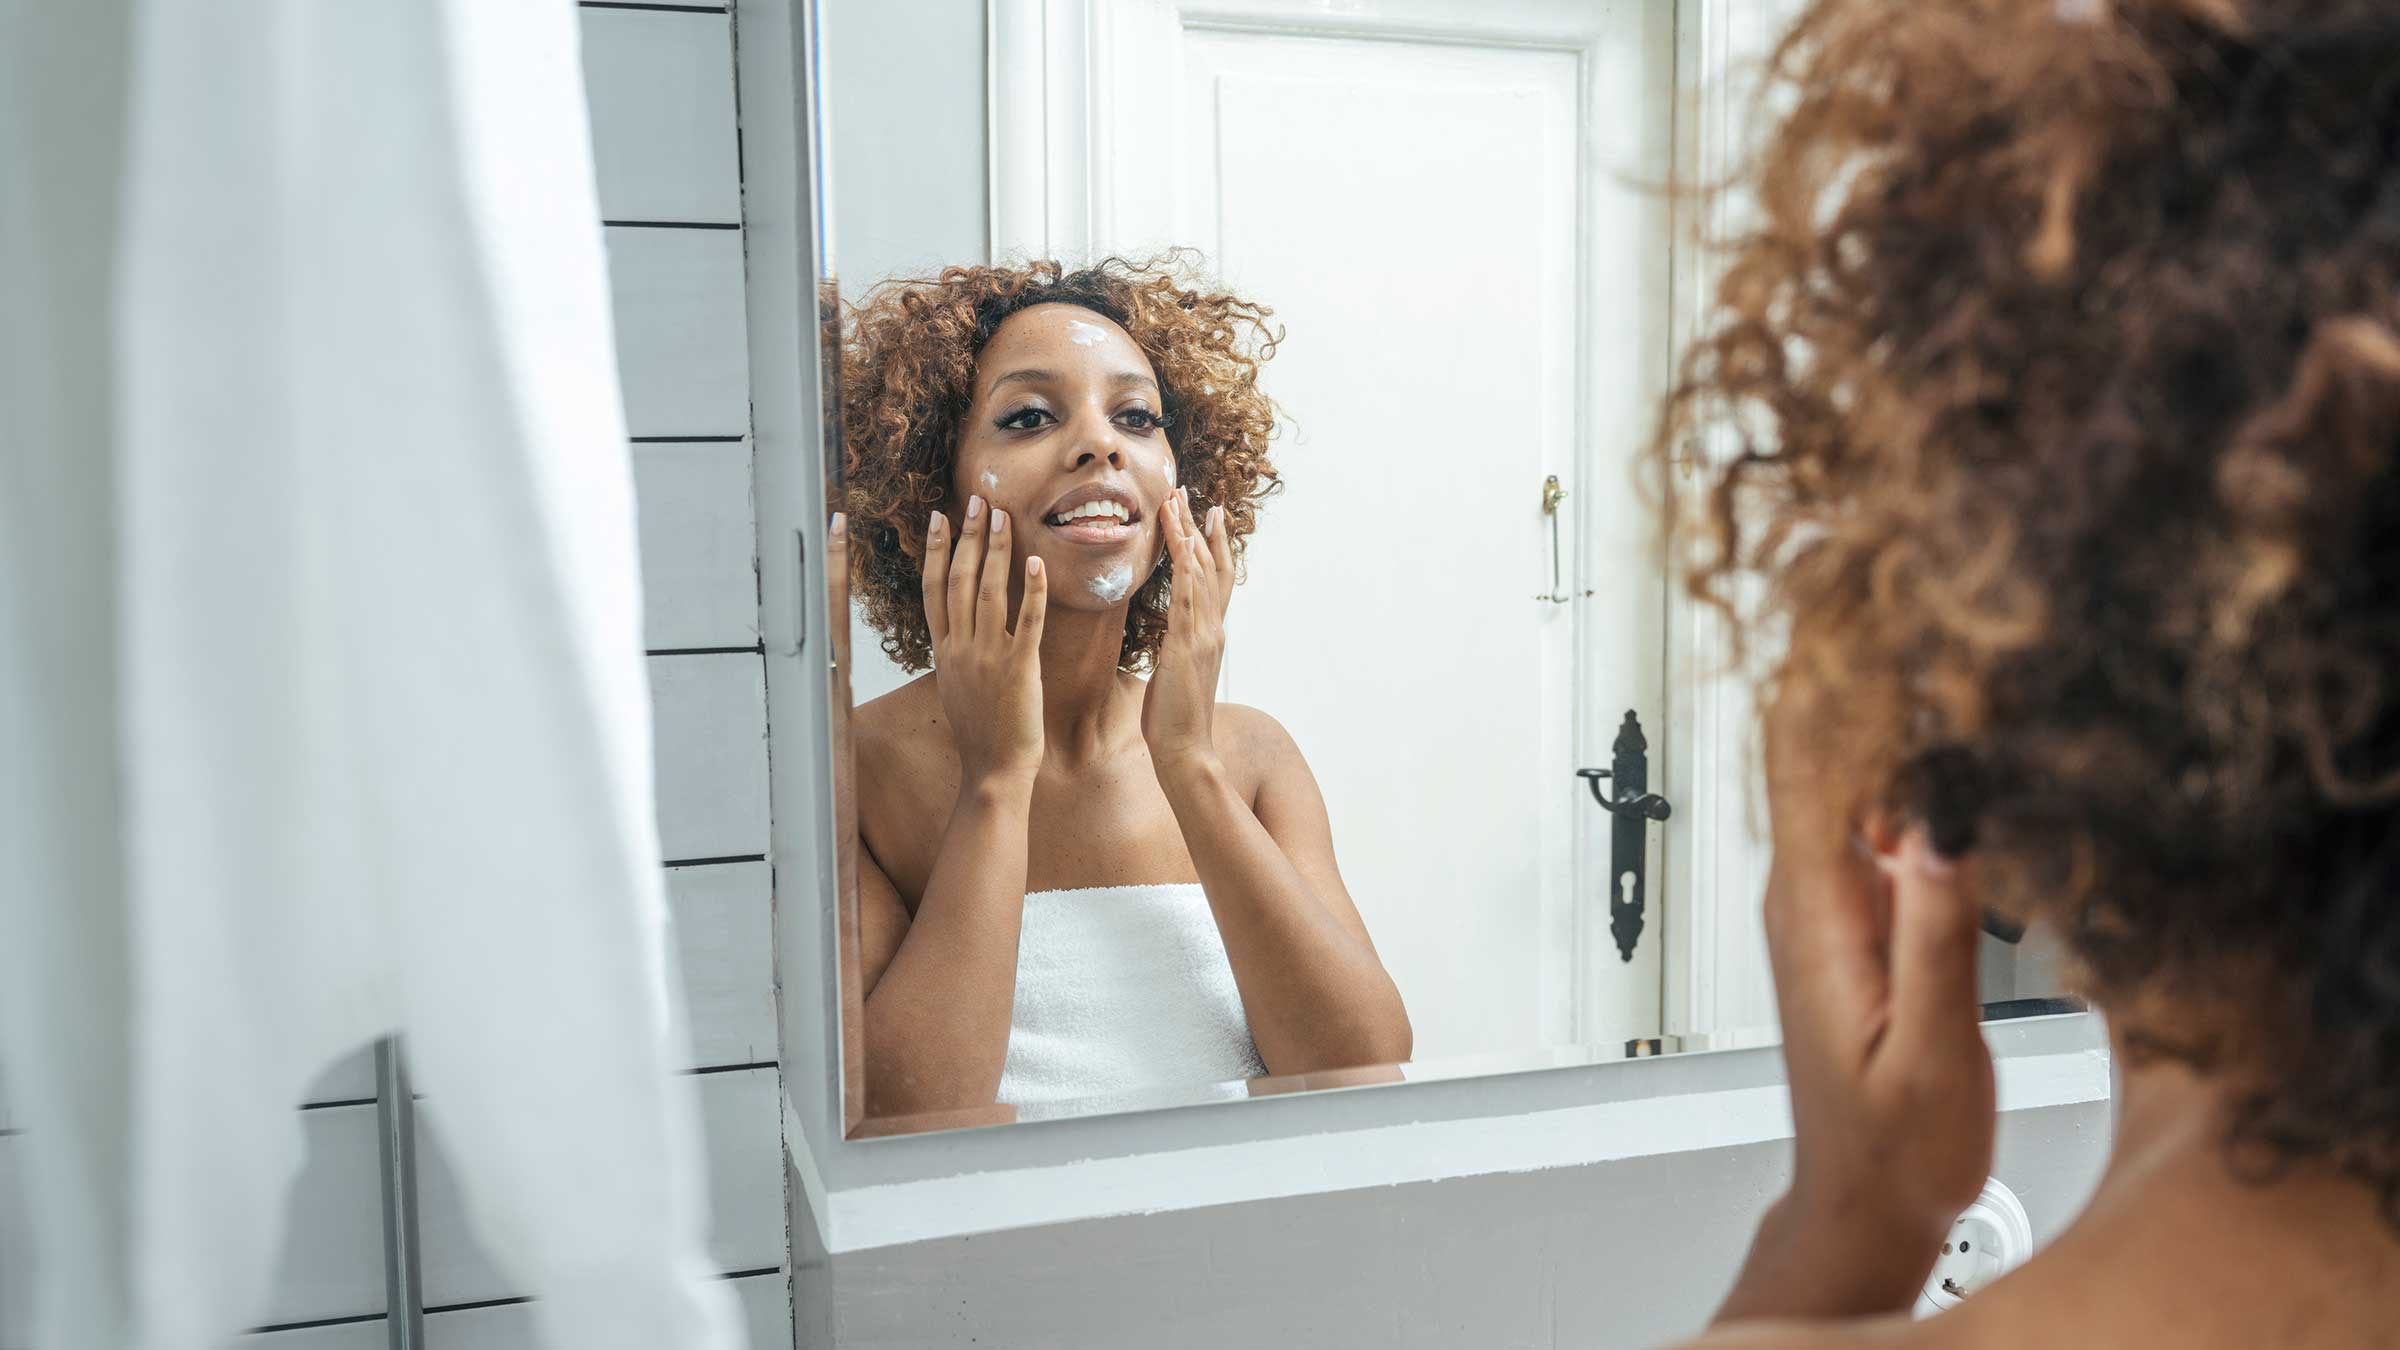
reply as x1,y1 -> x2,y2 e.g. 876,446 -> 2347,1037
834,257 -> 1411,1117
1674,0 -> 2400,1344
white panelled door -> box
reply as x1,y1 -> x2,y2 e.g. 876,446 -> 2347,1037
1000,0 -> 1681,1061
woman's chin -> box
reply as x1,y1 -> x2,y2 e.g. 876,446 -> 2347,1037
1072,559 -> 1141,605
1034,540 -> 1157,608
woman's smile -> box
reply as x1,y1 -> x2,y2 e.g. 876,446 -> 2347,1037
1039,481 -> 1146,547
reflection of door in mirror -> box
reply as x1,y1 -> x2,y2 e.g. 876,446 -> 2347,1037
1001,0 -> 1678,1062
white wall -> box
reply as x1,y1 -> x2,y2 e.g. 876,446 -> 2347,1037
823,0 -> 989,705
823,0 -> 988,289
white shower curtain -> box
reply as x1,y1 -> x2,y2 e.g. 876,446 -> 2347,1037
0,2 -> 743,1347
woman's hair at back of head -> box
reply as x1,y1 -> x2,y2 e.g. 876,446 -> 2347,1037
1659,0 -> 2400,1221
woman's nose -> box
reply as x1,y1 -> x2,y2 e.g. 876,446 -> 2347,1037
1061,418 -> 1124,470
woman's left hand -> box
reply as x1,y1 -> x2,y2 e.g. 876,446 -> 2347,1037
1142,487 -> 1233,778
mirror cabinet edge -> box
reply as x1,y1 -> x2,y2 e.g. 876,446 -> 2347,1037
818,1012 -> 2108,1238
732,0 -> 862,1173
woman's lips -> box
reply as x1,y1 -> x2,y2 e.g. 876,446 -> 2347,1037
1045,518 -> 1140,545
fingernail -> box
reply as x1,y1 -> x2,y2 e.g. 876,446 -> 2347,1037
1905,829 -> 1958,880
831,511 -> 847,539
1209,505 -> 1224,533
992,508 -> 1008,532
967,495 -> 986,520
928,510 -> 944,534
1027,556 -> 1043,577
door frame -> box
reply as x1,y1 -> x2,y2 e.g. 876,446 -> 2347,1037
986,0 -> 1782,1047
1655,0 -> 1798,1039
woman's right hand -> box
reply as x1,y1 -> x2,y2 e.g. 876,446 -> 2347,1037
923,495 -> 1048,787
1710,694 -> 1995,1324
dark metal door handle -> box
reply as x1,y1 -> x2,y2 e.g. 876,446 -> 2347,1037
1576,711 -> 1673,962
1575,769 -> 1672,822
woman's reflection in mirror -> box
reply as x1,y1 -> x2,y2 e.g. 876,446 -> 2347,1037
835,256 -> 1410,1118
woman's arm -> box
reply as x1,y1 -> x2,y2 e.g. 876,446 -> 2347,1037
857,772 -> 1036,1116
856,499 -> 1050,1116
1691,698 -> 1996,1334
1144,491 -> 1411,1074
1159,711 -> 1411,1074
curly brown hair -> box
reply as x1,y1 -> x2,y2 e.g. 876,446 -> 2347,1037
1661,0 -> 2400,1221
839,255 -> 1282,672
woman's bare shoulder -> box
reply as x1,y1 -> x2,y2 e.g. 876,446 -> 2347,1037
849,674 -> 952,896
1212,701 -> 1304,760
853,674 -> 946,760
852,674 -> 958,821
1210,702 -> 1314,789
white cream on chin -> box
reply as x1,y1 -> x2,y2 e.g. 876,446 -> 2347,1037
1088,563 -> 1135,603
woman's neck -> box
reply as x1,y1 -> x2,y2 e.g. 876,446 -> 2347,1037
1972,1020 -> 2400,1345
1035,604 -> 1143,762
2103,1028 -> 2222,1175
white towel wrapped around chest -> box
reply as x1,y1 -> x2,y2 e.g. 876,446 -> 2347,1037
997,883 -> 1268,1105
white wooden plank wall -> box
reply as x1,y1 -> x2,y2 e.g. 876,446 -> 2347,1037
223,1277 -> 786,1350
654,652 -> 775,861
412,1273 -> 790,1350
238,1108 -> 390,1332
411,1069 -> 787,1307
0,8 -> 785,1348
636,441 -> 763,652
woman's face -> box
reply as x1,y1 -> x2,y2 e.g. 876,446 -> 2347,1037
951,303 -> 1179,609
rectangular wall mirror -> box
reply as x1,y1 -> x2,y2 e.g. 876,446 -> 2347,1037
813,0 -> 2077,1138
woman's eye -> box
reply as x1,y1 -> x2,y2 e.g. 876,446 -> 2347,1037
1115,408 -> 1167,433
996,407 -> 1052,431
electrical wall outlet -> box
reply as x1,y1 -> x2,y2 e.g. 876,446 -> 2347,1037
1916,1176 -> 2033,1316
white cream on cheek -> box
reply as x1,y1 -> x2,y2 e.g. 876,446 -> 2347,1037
980,469 -> 1000,494
1088,563 -> 1135,603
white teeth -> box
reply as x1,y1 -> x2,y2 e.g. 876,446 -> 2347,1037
1048,499 -> 1130,525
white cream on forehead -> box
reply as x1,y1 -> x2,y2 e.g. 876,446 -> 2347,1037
1088,563 -> 1135,603
1064,317 -> 1111,347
